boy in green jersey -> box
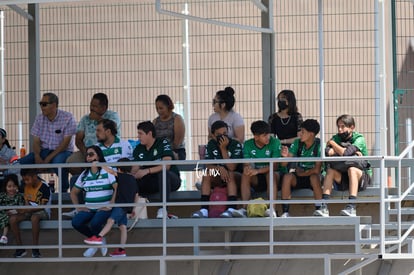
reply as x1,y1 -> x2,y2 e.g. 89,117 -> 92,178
280,119 -> 322,217
234,120 -> 282,218
191,120 -> 242,218
314,114 -> 371,217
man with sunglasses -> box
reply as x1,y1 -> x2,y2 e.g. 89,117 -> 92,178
19,92 -> 77,192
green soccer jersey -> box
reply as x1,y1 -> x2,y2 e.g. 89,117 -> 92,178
289,138 -> 321,171
331,131 -> 372,176
243,136 -> 281,169
331,131 -> 368,156
132,138 -> 180,176
205,138 -> 243,160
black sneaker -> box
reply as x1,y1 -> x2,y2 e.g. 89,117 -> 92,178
32,249 -> 41,258
14,249 -> 27,258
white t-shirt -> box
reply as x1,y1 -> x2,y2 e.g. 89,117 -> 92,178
207,110 -> 244,139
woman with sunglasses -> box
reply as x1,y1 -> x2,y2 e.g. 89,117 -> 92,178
207,86 -> 245,143
70,145 -> 117,257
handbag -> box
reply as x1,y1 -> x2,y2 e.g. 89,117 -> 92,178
127,196 -> 148,231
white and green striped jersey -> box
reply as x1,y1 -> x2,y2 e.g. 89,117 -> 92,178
74,169 -> 117,209
97,136 -> 133,163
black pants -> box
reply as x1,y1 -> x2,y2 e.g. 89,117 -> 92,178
137,171 -> 181,201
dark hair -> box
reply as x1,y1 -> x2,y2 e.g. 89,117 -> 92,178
92,93 -> 109,108
137,120 -> 156,138
277,89 -> 298,115
211,120 -> 228,134
216,86 -> 236,112
117,158 -> 132,173
82,145 -> 106,180
2,174 -> 19,192
20,168 -> 39,177
301,119 -> 320,135
155,94 -> 174,110
98,118 -> 118,136
43,92 -> 59,106
250,120 -> 271,135
336,114 -> 355,128
0,128 -> 11,149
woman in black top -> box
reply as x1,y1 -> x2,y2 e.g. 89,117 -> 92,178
268,89 -> 303,146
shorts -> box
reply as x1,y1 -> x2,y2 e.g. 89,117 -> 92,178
292,175 -> 312,189
254,173 -> 268,192
24,210 -> 49,220
334,173 -> 350,191
110,207 -> 127,226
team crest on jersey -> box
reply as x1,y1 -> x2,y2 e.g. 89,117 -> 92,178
251,150 -> 256,156
265,150 -> 270,156
153,149 -> 158,156
114,148 -> 119,154
139,153 -> 144,159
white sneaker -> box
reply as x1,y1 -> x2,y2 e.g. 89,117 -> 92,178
281,212 -> 290,218
232,208 -> 247,218
83,247 -> 98,257
100,237 -> 107,256
220,208 -> 235,218
0,235 -> 8,244
156,208 -> 165,219
313,204 -> 329,217
191,209 -> 208,218
62,209 -> 77,218
265,208 -> 277,218
340,204 -> 356,217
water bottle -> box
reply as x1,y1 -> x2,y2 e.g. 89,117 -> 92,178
20,145 -> 26,158
48,174 -> 55,193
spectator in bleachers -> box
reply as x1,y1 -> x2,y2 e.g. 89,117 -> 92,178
66,93 -> 121,175
63,119 -> 132,218
0,174 -> 25,245
208,86 -> 245,143
83,158 -> 139,257
280,119 -> 323,217
153,94 -> 186,160
70,145 -> 117,257
268,89 -> 303,147
9,168 -> 50,258
191,120 -> 242,218
19,93 -> 77,192
131,121 -> 181,219
0,128 -> 18,184
314,114 -> 372,217
235,120 -> 282,218
95,119 -> 132,163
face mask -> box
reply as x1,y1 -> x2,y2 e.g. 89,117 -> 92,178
338,131 -> 350,141
278,100 -> 288,110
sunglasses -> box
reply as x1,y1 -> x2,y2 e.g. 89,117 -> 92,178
86,152 -> 96,157
39,101 -> 53,107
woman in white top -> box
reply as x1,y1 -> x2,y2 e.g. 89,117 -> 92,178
207,87 -> 245,143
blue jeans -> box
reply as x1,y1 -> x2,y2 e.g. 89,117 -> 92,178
71,209 -> 112,237
19,149 -> 72,192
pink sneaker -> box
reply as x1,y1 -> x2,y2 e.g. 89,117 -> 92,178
109,248 -> 126,257
84,235 -> 103,245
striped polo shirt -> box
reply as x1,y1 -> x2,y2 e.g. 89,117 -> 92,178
97,136 -> 133,163
74,169 -> 116,209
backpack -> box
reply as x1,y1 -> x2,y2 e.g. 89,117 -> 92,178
208,186 -> 227,218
